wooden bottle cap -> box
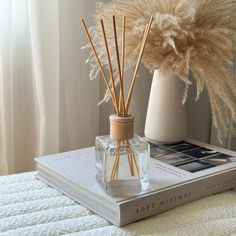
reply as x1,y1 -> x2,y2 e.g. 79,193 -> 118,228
110,114 -> 134,141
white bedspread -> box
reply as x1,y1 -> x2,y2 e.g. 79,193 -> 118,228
0,172 -> 236,236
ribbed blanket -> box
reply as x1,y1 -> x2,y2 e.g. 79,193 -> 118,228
0,172 -> 236,236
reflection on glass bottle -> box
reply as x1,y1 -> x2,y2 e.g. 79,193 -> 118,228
95,114 -> 150,197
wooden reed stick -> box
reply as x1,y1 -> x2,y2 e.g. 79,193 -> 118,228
132,153 -> 140,179
127,154 -> 132,175
126,142 -> 135,176
113,16 -> 126,115
110,151 -> 119,180
111,146 -> 121,181
125,16 -> 153,113
128,153 -> 135,176
100,19 -> 119,115
115,153 -> 120,179
119,16 -> 126,113
81,18 -> 118,113
110,141 -> 120,180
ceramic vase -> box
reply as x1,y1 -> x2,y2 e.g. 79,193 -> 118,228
145,70 -> 187,144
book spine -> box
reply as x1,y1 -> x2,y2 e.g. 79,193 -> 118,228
119,168 -> 236,226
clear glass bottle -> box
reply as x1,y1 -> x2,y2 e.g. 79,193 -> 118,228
95,114 -> 150,197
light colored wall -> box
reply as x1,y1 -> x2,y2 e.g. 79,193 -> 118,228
186,77 -> 212,143
231,137 -> 236,151
58,0 -> 100,151
230,64 -> 236,150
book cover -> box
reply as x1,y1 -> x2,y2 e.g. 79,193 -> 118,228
35,138 -> 236,226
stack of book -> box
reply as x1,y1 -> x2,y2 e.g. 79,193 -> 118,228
35,138 -> 236,226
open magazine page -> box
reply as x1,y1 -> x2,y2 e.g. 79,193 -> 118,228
149,139 -> 236,191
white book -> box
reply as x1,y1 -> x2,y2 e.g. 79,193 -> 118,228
35,138 -> 236,226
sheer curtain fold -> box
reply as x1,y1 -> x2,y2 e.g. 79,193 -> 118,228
0,0 -> 24,174
28,0 -> 60,155
0,0 -> 102,175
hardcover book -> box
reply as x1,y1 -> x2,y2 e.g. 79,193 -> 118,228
35,138 -> 236,226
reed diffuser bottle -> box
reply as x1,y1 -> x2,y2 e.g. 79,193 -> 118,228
81,15 -> 153,196
96,115 -> 150,196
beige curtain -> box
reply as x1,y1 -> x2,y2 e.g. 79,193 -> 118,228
0,0 -> 101,175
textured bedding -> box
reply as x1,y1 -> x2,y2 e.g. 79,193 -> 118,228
0,172 -> 236,236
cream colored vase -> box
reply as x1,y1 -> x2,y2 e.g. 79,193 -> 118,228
145,70 -> 187,143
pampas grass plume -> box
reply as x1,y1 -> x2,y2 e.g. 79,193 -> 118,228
86,0 -> 236,141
